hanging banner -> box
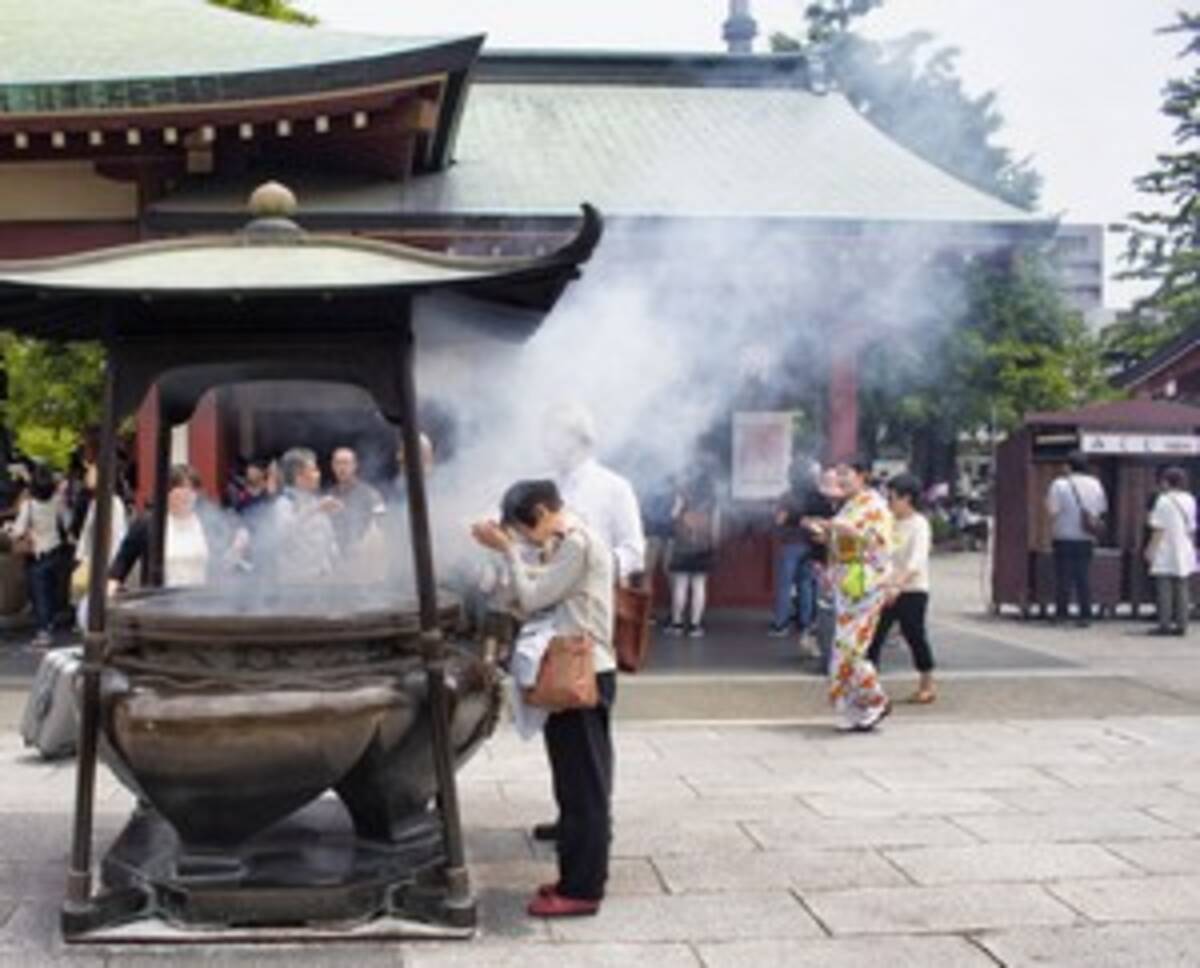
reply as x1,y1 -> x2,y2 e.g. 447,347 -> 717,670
732,411 -> 795,500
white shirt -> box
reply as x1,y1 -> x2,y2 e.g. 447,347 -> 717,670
165,513 -> 209,587
76,496 -> 128,567
554,457 -> 646,581
1046,473 -> 1108,542
1149,489 -> 1198,577
12,497 -> 65,556
890,513 -> 931,593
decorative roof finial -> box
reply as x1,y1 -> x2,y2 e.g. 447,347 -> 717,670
248,181 -> 298,218
723,0 -> 757,54
243,181 -> 302,242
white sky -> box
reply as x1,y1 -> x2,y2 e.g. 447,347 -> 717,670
300,0 -> 1182,307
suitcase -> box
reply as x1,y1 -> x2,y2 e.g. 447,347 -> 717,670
19,645 -> 82,759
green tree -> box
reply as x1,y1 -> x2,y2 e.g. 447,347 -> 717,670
772,1 -> 1040,208
775,2 -> 1111,480
1,335 -> 105,468
207,0 -> 316,26
1111,12 -> 1200,359
860,252 -> 1113,483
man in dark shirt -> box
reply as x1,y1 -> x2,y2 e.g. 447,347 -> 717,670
329,447 -> 386,557
769,464 -> 836,642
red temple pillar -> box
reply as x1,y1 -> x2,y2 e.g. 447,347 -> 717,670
135,386 -> 225,508
134,385 -> 159,511
828,343 -> 859,462
187,390 -> 225,504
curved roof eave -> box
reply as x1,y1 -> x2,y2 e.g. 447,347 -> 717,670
0,204 -> 602,339
0,0 -> 483,116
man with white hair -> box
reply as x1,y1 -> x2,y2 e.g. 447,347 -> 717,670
270,447 -> 341,582
542,402 -> 645,583
532,401 -> 645,844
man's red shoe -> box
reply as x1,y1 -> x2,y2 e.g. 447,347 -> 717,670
527,890 -> 600,918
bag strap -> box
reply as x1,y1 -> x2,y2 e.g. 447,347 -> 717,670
558,523 -> 596,637
1167,492 -> 1193,531
1066,476 -> 1095,518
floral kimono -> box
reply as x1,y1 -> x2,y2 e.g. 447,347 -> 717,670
829,488 -> 893,730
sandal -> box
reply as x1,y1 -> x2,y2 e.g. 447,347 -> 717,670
906,688 -> 937,705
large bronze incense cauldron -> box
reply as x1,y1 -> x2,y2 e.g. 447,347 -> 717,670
93,585 -> 500,923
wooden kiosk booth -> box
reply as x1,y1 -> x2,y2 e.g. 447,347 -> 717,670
992,399 -> 1200,618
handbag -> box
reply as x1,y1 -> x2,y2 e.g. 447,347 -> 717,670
839,561 -> 868,601
613,581 -> 652,673
525,632 -> 599,710
524,527 -> 600,710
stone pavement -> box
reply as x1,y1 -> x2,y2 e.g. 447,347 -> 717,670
3,552 -> 1200,966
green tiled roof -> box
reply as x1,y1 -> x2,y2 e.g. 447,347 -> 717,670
148,54 -> 1048,232
0,0 -> 481,114
403,83 -> 1042,226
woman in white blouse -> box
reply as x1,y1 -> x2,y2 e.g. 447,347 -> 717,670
108,465 -> 244,592
866,472 -> 937,704
1145,465 -> 1198,636
9,465 -> 70,647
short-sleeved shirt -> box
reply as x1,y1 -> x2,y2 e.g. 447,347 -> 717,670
891,513 -> 932,593
1046,474 -> 1107,542
1149,489 -> 1198,577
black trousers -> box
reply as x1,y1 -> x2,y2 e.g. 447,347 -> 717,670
866,591 -> 935,673
543,670 -> 616,901
1053,539 -> 1093,620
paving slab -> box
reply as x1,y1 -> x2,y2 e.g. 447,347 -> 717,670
1046,763 -> 1200,789
611,819 -> 759,858
1102,838 -> 1200,875
618,795 -> 811,825
545,892 -> 822,943
470,858 -> 664,897
93,947 -> 405,967
804,883 -> 1079,935
991,785 -> 1200,813
883,843 -> 1141,885
976,923 -> 1200,968
0,952 -> 103,968
403,941 -> 702,968
1047,874 -> 1200,922
463,827 -> 535,864
799,790 -> 1011,819
1144,804 -> 1200,834
952,809 -> 1186,843
653,847 -> 908,894
695,936 -> 995,968
863,764 -> 1070,792
744,815 -> 977,851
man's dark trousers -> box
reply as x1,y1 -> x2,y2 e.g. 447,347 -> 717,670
543,671 -> 616,901
1053,539 -> 1093,621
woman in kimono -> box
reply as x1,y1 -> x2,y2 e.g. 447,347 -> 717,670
809,459 -> 893,731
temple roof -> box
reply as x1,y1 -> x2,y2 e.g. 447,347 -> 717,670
150,52 -> 1048,237
0,0 -> 481,115
1025,399 -> 1200,431
415,80 -> 1042,227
